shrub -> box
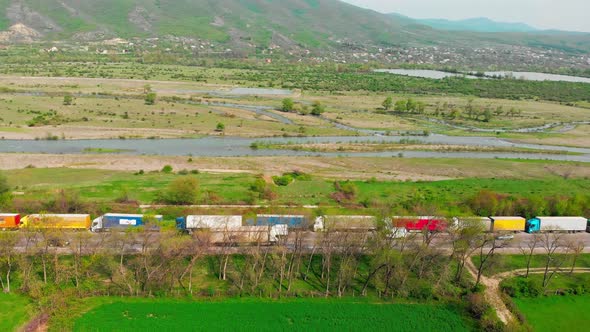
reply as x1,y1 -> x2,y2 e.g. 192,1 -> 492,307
273,175 -> 293,186
157,177 -> 199,205
162,165 -> 173,173
501,277 -> 542,298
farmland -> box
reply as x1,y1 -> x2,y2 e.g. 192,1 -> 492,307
514,295 -> 590,332
71,300 -> 470,332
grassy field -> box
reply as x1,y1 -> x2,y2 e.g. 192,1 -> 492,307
473,254 -> 590,276
5,167 -> 590,211
0,293 -> 35,331
515,295 -> 590,332
0,73 -> 588,146
72,300 -> 470,332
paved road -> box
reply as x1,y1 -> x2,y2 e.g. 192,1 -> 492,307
10,230 -> 590,255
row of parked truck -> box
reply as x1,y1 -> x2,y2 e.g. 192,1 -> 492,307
1,213 -> 589,234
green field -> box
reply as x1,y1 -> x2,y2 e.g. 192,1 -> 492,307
515,295 -> 590,332
72,300 -> 469,332
473,254 -> 590,277
0,293 -> 35,331
5,167 -> 590,216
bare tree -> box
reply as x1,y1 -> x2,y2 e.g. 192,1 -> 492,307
474,234 -> 503,287
566,239 -> 585,274
0,232 -> 19,292
541,232 -> 567,288
519,233 -> 540,278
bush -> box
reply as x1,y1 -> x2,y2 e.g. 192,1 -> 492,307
272,175 -> 293,186
501,277 -> 542,298
157,177 -> 199,205
467,293 -> 490,319
162,165 -> 173,173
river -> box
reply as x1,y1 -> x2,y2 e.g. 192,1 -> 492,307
375,69 -> 590,84
0,135 -> 588,162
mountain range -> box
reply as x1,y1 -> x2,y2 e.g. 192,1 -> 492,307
0,0 -> 588,53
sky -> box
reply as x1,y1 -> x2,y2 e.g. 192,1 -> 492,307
342,0 -> 590,32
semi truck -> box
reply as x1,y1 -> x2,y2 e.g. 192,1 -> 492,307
20,214 -> 91,230
91,214 -> 163,232
526,217 -> 588,233
0,213 -> 20,229
176,215 -> 242,233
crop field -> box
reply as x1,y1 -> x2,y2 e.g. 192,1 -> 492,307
0,293 -> 35,331
515,295 -> 590,332
72,300 -> 469,332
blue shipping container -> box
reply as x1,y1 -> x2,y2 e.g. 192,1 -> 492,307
253,215 -> 307,228
93,214 -> 163,231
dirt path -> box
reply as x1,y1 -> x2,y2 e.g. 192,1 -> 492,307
465,259 -> 515,325
465,260 -> 590,325
21,313 -> 48,332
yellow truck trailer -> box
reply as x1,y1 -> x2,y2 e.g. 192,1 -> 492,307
490,216 -> 526,232
20,214 -> 92,230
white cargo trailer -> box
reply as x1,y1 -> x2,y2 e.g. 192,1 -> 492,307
185,215 -> 242,230
527,217 -> 588,233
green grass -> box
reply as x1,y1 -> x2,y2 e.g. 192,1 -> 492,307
515,295 -> 590,332
473,254 -> 590,276
6,168 -> 590,209
0,293 -> 35,331
72,300 -> 469,332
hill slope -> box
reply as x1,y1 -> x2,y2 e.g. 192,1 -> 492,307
0,0 -> 589,54
416,17 -> 538,33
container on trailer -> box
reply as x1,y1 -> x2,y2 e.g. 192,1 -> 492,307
21,214 -> 91,230
0,213 -> 21,229
253,215 -> 308,228
314,215 -> 377,232
526,217 -> 587,233
182,215 -> 242,230
490,216 -> 525,232
91,213 -> 163,232
392,216 -> 447,232
454,217 -> 492,232
209,225 -> 288,244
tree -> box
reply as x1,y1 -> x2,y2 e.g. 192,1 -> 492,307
0,171 -> 10,208
482,109 -> 492,122
541,231 -> 566,288
382,97 -> 393,110
281,98 -> 294,112
406,98 -> 417,112
311,101 -> 326,116
216,122 -> 225,132
158,176 -> 199,205
145,92 -> 157,105
517,233 -> 540,278
63,95 -> 74,106
394,100 -> 407,112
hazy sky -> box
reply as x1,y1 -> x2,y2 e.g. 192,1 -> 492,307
342,0 -> 590,32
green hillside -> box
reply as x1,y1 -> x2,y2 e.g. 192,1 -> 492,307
0,0 -> 589,53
